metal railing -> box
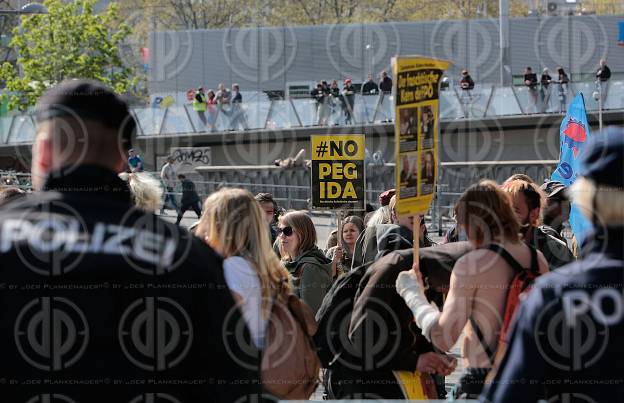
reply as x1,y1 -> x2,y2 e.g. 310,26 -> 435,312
1,79 -> 623,145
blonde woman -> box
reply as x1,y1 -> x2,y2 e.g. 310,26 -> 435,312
278,211 -> 332,314
118,172 -> 163,212
196,188 -> 289,349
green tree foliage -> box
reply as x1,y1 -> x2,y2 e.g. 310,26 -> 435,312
0,0 -> 137,111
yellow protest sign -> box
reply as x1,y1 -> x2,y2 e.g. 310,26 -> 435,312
393,56 -> 449,217
311,135 -> 365,210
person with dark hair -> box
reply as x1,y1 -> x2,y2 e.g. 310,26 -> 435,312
540,68 -> 552,112
595,58 -> 611,103
379,70 -> 393,93
460,69 -> 475,91
0,186 -> 26,207
556,66 -> 570,113
255,192 -> 278,244
175,174 -> 202,225
193,86 -> 208,126
523,67 -> 539,114
482,126 -> 624,403
0,79 -> 260,402
502,179 -> 574,269
127,148 -> 144,172
396,180 -> 549,399
361,73 -> 379,95
342,78 -> 356,125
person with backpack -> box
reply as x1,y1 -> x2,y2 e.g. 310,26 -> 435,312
197,188 -> 320,399
482,127 -> 624,402
396,180 -> 549,398
318,242 -> 469,399
196,187 -> 289,350
278,211 -> 332,314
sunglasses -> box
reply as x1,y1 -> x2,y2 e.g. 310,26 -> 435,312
277,226 -> 294,237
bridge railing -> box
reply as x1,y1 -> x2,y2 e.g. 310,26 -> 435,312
1,79 -> 623,145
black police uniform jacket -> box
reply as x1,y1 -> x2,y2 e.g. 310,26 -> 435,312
0,166 -> 260,403
483,226 -> 624,403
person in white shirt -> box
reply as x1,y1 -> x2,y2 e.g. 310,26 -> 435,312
195,187 -> 290,349
160,156 -> 178,214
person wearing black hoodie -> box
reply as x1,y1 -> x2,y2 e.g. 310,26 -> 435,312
278,210 -> 332,314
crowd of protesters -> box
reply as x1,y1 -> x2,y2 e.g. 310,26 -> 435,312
0,78 -> 622,403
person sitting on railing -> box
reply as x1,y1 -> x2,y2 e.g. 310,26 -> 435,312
362,73 -> 379,95
342,78 -> 356,125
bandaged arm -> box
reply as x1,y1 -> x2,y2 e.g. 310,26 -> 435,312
396,270 -> 440,342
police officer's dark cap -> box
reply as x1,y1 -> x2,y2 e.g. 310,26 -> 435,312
35,79 -> 136,148
580,126 -> 624,188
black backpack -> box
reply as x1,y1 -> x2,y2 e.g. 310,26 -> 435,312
314,262 -> 371,368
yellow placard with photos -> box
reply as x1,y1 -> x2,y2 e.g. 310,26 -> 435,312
393,56 -> 449,216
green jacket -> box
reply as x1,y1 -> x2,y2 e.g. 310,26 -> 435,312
283,246 -> 332,314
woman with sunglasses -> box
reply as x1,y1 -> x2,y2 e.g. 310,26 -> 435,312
278,211 -> 332,314
325,215 -> 364,278
196,188 -> 289,349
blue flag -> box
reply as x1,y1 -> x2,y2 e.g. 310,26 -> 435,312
551,93 -> 592,246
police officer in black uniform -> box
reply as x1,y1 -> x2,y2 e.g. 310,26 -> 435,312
0,80 -> 261,402
482,126 -> 624,402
